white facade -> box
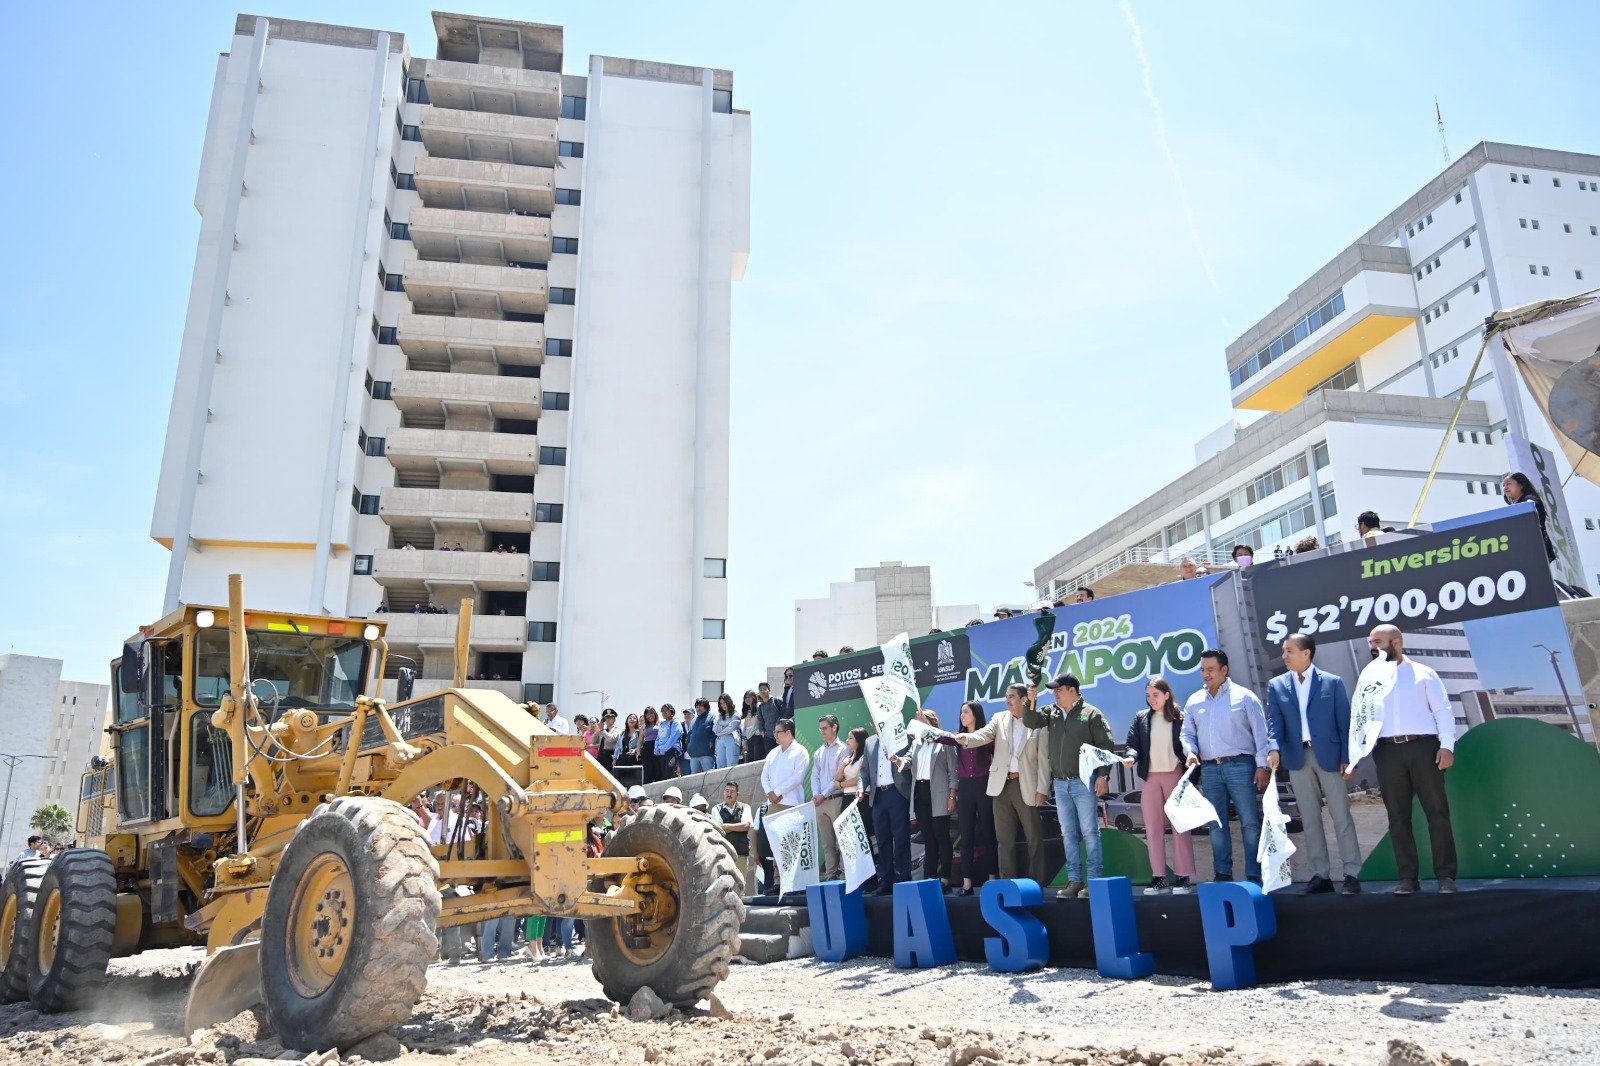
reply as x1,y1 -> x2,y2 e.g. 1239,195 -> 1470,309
1037,143 -> 1600,598
793,562 -> 977,662
0,656 -> 110,859
153,15 -> 749,715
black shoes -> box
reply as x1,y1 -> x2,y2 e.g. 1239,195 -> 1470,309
1394,879 -> 1419,896
1340,876 -> 1361,896
956,886 -> 974,897
1437,877 -> 1458,894
1299,876 -> 1335,895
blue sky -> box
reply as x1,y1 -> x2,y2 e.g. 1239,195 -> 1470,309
3,1 -> 1597,691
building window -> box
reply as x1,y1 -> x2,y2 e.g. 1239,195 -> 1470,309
401,124 -> 421,141
703,619 -> 726,640
539,446 -> 567,466
1163,510 -> 1203,547
1583,182 -> 1590,191
365,373 -> 392,400
1542,266 -> 1550,276
1532,219 -> 1541,230
555,188 -> 581,206
1407,226 -> 1414,238
365,436 -> 386,457
1565,223 -> 1573,233
545,338 -> 572,357
524,683 -> 554,703
558,141 -> 584,158
1312,441 -> 1330,469
528,622 -> 558,642
1553,177 -> 1562,187
1415,270 -> 1423,281
1463,235 -> 1471,248
353,554 -> 373,576
405,78 -> 429,104
377,326 -> 398,345
1520,218 -> 1528,228
379,266 -> 405,292
542,391 -> 570,411
535,503 -> 564,523
351,486 -> 363,511
1530,264 -> 1538,274
385,212 -> 410,241
1472,281 -> 1480,294
1319,483 -> 1337,518
1578,271 -> 1586,281
358,494 -> 380,515
560,95 -> 587,119
531,561 -> 560,581
389,161 -> 416,190
704,557 -> 727,578
550,287 -> 576,305
712,89 -> 733,114
1592,226 -> 1598,236
1523,174 -> 1531,183
1587,519 -> 1597,531
551,237 -> 579,254
1308,362 -> 1359,395
1455,191 -> 1463,203
1230,289 -> 1346,388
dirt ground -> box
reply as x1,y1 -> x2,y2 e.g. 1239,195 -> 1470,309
0,944 -> 1592,1066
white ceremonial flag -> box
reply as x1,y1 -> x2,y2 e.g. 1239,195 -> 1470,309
859,631 -> 920,755
1257,770 -> 1297,894
833,797 -> 876,894
904,718 -> 945,745
1078,743 -> 1125,786
1348,657 -> 1397,766
763,802 -> 821,896
1163,766 -> 1221,834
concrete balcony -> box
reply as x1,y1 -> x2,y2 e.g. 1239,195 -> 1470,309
386,427 -> 538,477
379,486 -> 534,533
1228,244 -> 1420,413
407,206 -> 551,264
413,157 -> 554,215
376,612 -> 529,652
418,105 -> 557,168
397,313 -> 543,367
417,58 -> 560,119
371,548 -> 531,592
390,369 -> 540,422
404,259 -> 547,315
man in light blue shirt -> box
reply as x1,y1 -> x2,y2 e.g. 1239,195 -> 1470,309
1182,648 -> 1271,884
654,704 -> 685,778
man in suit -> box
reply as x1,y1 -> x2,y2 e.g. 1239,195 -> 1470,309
1265,633 -> 1362,895
951,683 -> 1051,885
861,727 -> 915,895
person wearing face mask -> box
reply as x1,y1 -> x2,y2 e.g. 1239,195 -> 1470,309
1231,544 -> 1254,567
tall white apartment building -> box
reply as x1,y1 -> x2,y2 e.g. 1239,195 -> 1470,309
1036,142 -> 1600,601
0,655 -> 112,858
152,14 -> 750,715
793,562 -> 978,663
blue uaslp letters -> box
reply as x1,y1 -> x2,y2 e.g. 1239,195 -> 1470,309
870,876 -> 1276,989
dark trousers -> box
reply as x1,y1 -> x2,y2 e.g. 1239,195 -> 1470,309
871,785 -> 912,887
992,777 -> 1045,884
1374,735 -> 1457,881
955,777 -> 996,885
597,748 -> 614,775
745,734 -> 770,765
641,747 -> 661,783
912,781 -> 953,883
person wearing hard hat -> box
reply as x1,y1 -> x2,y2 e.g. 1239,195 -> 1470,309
690,793 -> 709,812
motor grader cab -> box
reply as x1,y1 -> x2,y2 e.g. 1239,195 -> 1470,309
0,576 -> 743,1052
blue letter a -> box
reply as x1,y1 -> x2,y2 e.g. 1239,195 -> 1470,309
892,879 -> 957,968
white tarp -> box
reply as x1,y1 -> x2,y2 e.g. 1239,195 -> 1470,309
1491,290 -> 1600,490
1348,657 -> 1397,766
1257,770 -> 1297,894
763,802 -> 821,896
833,797 -> 876,894
1163,766 -> 1221,834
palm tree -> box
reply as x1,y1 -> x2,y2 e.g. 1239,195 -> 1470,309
30,803 -> 73,844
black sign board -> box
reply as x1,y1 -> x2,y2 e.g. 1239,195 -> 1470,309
793,632 -> 971,711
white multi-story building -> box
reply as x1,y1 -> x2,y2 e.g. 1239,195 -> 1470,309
793,562 -> 977,663
1036,142 -> 1600,599
152,14 -> 750,713
0,655 -> 112,858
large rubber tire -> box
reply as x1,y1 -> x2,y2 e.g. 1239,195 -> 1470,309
260,797 -> 440,1052
589,803 -> 744,1008
27,850 -> 117,1012
0,859 -> 48,1003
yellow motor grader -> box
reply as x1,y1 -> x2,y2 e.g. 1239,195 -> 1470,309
0,576 -> 742,1051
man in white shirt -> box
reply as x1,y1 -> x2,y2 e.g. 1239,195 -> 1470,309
810,715 -> 849,882
542,703 -> 573,736
1368,624 -> 1458,896
11,835 -> 45,865
758,719 -> 811,895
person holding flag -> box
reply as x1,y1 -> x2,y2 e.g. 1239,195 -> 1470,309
1025,673 -> 1118,900
949,683 -> 1050,885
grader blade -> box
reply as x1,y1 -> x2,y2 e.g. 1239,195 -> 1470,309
184,941 -> 263,1036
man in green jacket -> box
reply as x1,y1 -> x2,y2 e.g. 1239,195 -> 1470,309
1025,673 -> 1117,900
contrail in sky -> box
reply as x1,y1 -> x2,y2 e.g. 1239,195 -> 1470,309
1120,0 -> 1221,294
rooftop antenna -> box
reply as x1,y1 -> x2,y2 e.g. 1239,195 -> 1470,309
1436,98 -> 1450,163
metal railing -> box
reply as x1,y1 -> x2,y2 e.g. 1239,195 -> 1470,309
1047,547 -> 1238,598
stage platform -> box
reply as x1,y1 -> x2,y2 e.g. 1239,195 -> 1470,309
745,877 -> 1600,989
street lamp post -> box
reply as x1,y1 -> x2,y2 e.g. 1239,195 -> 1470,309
1533,643 -> 1588,745
0,752 -> 50,860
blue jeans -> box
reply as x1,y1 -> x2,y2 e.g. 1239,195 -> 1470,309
1200,756 -> 1262,879
477,915 -> 517,962
715,735 -> 741,768
1053,777 -> 1102,882
686,755 -> 716,775
554,917 -> 576,952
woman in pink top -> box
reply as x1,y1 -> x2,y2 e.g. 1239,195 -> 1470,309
1122,676 -> 1196,894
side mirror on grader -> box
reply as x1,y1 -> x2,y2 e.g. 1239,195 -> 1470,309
0,575 -> 744,1053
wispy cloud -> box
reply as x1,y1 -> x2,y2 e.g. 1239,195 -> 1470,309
1119,0 -> 1221,295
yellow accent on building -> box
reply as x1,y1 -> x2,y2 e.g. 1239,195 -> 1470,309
1236,313 -> 1416,412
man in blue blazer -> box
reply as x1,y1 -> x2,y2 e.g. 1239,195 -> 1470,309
1265,633 -> 1363,896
